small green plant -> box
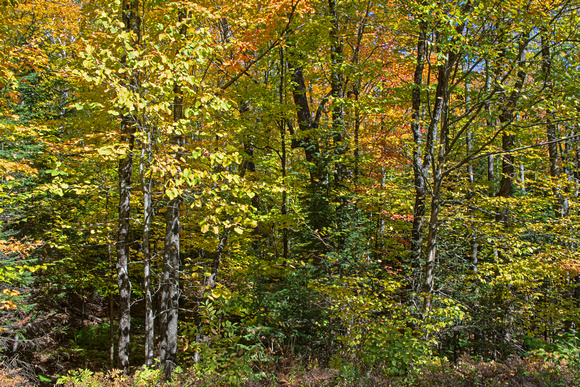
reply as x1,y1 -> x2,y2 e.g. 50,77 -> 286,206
530,331 -> 580,380
57,369 -> 128,387
133,366 -> 163,386
56,369 -> 100,387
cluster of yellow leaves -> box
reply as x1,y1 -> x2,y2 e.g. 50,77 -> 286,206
0,238 -> 41,258
0,160 -> 37,180
0,289 -> 19,310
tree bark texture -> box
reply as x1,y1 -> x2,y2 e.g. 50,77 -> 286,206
422,47 -> 456,312
117,0 -> 140,373
160,10 -> 186,377
410,22 -> 427,268
496,36 -> 528,221
161,196 -> 180,376
287,42 -> 332,247
141,134 -> 154,367
328,0 -> 346,183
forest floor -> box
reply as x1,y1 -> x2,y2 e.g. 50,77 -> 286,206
1,293 -> 579,386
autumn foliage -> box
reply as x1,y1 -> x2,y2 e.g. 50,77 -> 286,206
1,0 -> 580,385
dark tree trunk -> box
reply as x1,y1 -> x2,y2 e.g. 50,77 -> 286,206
485,60 -> 496,196
288,65 -> 320,172
193,227 -> 231,362
496,36 -> 528,223
497,133 -> 515,199
287,43 -> 331,250
415,8 -> 468,312
351,7 -> 367,188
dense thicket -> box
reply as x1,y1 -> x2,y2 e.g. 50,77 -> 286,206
2,0 -> 580,385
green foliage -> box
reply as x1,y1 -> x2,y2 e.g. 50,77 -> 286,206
8,71 -> 70,122
65,324 -> 112,365
181,300 -> 272,386
530,332 -> 580,377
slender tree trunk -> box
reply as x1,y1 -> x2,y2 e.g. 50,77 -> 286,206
207,228 -> 230,291
353,87 -> 360,187
542,35 -> 567,218
193,227 -> 231,362
279,46 -> 288,263
160,10 -> 186,377
421,43 -> 455,297
423,179 -> 441,307
243,138 -> 263,253
488,155 -> 495,192
288,64 -> 320,176
484,60 -> 496,197
117,0 -> 140,373
237,104 -> 263,256
519,163 -> 526,195
351,7 -> 367,188
161,195 -> 180,375
419,9 -> 467,312
141,129 -> 154,367
465,81 -> 478,274
410,22 -> 427,268
117,114 -> 134,374
421,53 -> 453,312
329,0 -> 346,183
106,189 -> 115,369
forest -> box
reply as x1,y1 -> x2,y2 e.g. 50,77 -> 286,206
2,0 -> 580,385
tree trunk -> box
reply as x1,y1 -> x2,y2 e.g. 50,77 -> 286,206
421,51 -> 454,312
287,43 -> 330,250
141,130 -> 154,367
193,227 -> 231,362
117,113 -> 134,374
351,7 -> 367,188
542,34 -> 568,218
496,36 -> 528,223
279,46 -> 288,263
117,0 -> 140,373
423,179 -> 441,311
161,196 -> 181,376
329,0 -> 346,183
410,22 -> 427,268
106,189 -> 115,369
160,10 -> 186,378
417,10 -> 467,312
465,81 -> 478,275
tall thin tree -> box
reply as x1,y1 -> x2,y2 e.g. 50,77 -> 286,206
117,0 -> 140,373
